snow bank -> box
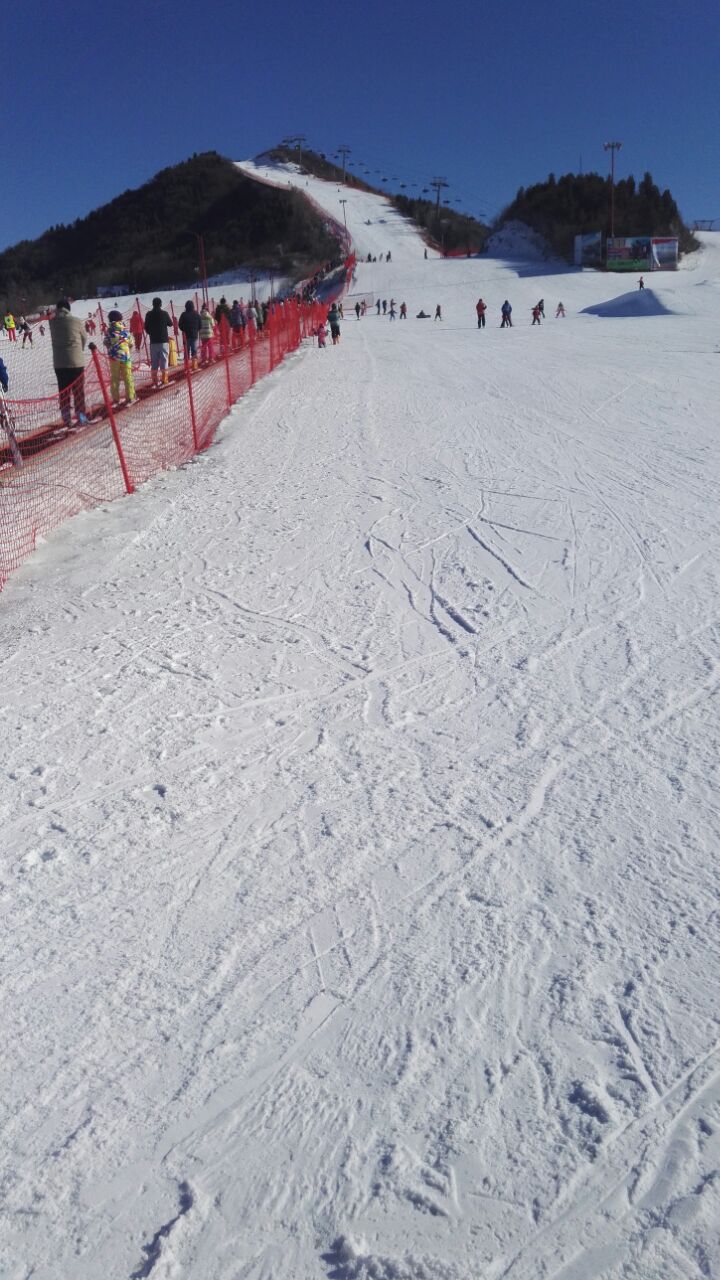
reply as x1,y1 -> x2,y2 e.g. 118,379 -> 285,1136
484,219 -> 558,262
581,288 -> 676,317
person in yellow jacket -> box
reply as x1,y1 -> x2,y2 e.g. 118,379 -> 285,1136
103,310 -> 136,405
4,312 -> 16,342
199,305 -> 216,366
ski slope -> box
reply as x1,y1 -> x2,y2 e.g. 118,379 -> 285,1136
1,162 -> 719,1280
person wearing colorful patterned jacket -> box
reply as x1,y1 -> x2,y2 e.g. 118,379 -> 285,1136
104,310 -> 135,405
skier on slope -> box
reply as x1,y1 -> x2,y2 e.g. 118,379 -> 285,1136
476,298 -> 487,329
500,300 -> 513,328
531,304 -> 542,325
104,310 -> 136,405
638,276 -> 645,290
555,302 -> 565,318
129,308 -> 144,352
434,304 -> 442,321
327,303 -> 341,345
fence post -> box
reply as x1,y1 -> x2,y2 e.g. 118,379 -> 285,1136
135,297 -> 150,364
248,318 -> 256,384
183,337 -> 200,452
222,318 -> 233,408
89,345 -> 134,494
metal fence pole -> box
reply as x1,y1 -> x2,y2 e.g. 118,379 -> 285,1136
89,345 -> 134,494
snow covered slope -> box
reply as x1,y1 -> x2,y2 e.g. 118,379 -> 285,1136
1,161 -> 719,1280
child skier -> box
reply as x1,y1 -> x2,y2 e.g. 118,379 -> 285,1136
104,310 -> 136,404
316,321 -> 327,348
199,305 -> 216,366
555,302 -> 565,318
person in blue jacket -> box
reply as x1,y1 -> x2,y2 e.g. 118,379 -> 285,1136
0,356 -> 8,392
501,300 -> 513,328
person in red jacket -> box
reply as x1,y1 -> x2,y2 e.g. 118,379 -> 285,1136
476,298 -> 487,329
129,308 -> 145,352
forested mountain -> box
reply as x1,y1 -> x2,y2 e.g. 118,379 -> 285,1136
0,152 -> 343,311
498,172 -> 698,259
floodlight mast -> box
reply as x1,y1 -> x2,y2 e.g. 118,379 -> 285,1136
603,141 -> 622,238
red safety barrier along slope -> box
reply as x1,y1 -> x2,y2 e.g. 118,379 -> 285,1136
0,298 -> 327,593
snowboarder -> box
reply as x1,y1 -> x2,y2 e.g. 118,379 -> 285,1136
555,302 -> 565,318
476,298 -> 487,329
638,276 -> 645,290
500,300 -> 513,327
416,310 -> 431,318
434,304 -> 442,321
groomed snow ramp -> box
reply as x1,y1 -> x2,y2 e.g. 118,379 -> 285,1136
581,288 -> 676,317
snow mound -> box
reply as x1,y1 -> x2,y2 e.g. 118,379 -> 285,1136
484,219 -> 558,262
581,289 -> 675,318
326,1236 -> 465,1279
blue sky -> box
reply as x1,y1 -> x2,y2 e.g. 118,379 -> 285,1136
4,0 -> 718,251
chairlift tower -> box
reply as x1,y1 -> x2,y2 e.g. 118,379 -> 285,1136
337,145 -> 352,183
430,177 -> 449,223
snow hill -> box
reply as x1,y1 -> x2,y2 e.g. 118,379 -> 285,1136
1,159 -> 719,1280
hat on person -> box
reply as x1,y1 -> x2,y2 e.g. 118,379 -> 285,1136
152,297 -> 162,307
108,309 -> 122,322
56,299 -> 71,311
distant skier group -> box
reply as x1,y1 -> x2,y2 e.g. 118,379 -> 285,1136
476,297 -> 565,328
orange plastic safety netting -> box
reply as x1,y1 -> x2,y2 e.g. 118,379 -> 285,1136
0,297 -> 328,592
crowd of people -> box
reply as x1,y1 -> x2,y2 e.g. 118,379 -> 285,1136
0,290 -> 302,431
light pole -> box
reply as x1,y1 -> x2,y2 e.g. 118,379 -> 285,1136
603,141 -> 622,238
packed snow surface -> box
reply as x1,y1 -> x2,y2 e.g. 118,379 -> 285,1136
2,162 -> 719,1280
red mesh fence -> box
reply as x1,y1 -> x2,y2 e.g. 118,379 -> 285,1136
0,297 -> 327,591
